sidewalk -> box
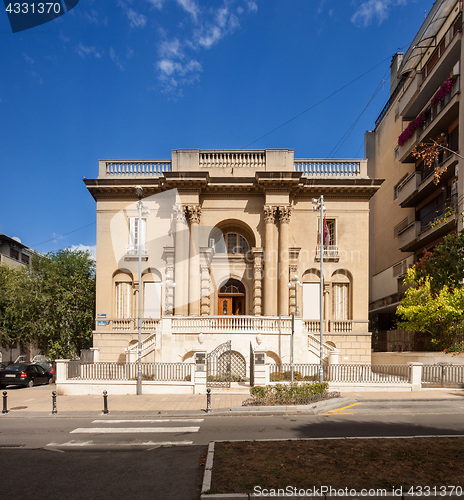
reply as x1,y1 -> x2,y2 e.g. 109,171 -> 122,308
1,384 -> 464,416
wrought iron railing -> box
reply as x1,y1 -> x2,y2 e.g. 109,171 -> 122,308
66,361 -> 193,381
270,363 -> 410,383
422,364 -> 464,388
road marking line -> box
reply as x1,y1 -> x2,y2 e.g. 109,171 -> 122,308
325,402 -> 361,414
70,427 -> 200,434
46,440 -> 193,447
91,419 -> 204,424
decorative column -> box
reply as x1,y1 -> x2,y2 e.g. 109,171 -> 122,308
252,248 -> 264,315
263,205 -> 278,316
163,247 -> 175,315
288,264 -> 298,315
186,205 -> 201,316
174,204 -> 189,315
200,247 -> 214,316
278,206 -> 291,316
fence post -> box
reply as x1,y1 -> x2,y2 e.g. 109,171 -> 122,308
54,359 -> 70,384
408,362 -> 423,391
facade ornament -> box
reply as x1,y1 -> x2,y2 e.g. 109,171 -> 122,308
278,205 -> 292,224
186,204 -> 202,225
174,204 -> 187,223
263,205 -> 277,224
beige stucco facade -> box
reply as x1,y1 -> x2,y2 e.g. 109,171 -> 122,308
367,0 -> 463,351
85,149 -> 381,369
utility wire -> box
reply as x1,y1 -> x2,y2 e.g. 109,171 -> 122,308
32,221 -> 96,248
241,54 -> 394,150
328,72 -> 387,158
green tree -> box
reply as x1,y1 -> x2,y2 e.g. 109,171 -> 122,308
397,268 -> 464,350
415,229 -> 464,291
0,249 -> 95,359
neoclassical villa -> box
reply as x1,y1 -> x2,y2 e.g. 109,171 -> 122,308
84,149 -> 381,374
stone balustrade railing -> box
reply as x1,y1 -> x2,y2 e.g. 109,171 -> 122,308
171,316 -> 292,334
200,151 -> 265,168
295,159 -> 366,177
99,160 -> 171,177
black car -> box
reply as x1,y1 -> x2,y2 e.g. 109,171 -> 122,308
0,363 -> 52,388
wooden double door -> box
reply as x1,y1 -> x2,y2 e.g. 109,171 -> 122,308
218,295 -> 245,316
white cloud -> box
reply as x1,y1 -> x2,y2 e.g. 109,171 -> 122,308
68,244 -> 96,260
127,8 -> 147,28
110,48 -> 124,71
176,0 -> 199,21
151,0 -> 257,95
351,0 -> 407,27
76,43 -> 103,59
22,53 -> 34,64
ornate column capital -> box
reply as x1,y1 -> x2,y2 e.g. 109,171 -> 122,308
186,204 -> 202,225
174,204 -> 186,222
263,205 -> 277,224
278,205 -> 292,224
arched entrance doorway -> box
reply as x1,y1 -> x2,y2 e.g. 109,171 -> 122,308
218,279 -> 245,315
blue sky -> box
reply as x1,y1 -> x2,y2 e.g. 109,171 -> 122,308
0,0 -> 432,255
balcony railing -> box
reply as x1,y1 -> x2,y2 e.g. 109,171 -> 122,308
295,159 -> 366,177
200,151 -> 265,168
125,244 -> 148,256
97,318 -> 160,331
171,316 -> 292,334
315,245 -> 339,260
99,160 -> 171,178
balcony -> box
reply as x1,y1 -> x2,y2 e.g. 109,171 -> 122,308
315,245 -> 340,261
397,156 -> 458,208
398,20 -> 461,120
398,196 -> 458,252
125,244 -> 148,261
398,76 -> 460,163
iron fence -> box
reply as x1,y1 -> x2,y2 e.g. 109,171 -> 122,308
270,364 -> 410,384
422,364 -> 464,388
66,361 -> 193,382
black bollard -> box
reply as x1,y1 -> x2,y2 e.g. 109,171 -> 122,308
2,391 -> 8,414
102,390 -> 109,414
52,391 -> 57,415
206,388 -> 212,413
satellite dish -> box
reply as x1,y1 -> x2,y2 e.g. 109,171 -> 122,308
11,237 -> 22,244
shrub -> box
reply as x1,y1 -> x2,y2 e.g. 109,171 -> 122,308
246,381 -> 330,406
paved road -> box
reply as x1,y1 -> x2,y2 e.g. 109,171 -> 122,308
2,399 -> 464,499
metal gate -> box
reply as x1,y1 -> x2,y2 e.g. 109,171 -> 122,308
249,342 -> 255,387
422,364 -> 464,388
207,340 -> 232,388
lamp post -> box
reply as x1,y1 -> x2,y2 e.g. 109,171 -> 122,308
312,195 -> 326,383
134,185 -> 144,396
287,274 -> 302,384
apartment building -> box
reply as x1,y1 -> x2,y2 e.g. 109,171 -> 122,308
367,0 -> 463,351
84,148 -> 381,374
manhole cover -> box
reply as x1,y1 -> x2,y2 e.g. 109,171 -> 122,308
10,406 -> 28,410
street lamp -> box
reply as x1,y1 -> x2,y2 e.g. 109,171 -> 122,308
312,195 -> 326,383
287,274 -> 302,384
135,185 -> 144,396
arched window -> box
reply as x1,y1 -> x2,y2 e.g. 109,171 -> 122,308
220,279 -> 245,294
114,271 -> 132,319
331,270 -> 352,321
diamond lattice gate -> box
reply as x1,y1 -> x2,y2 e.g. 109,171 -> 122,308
207,340 -> 232,388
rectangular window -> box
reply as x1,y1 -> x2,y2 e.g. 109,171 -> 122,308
333,283 -> 349,320
21,254 -> 30,264
9,248 -> 19,260
302,283 -> 320,320
318,219 -> 336,245
115,282 -> 131,318
128,218 -> 147,254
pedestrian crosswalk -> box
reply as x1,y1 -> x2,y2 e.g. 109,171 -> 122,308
46,418 -> 204,449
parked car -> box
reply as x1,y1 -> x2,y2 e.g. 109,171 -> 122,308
34,361 -> 54,377
0,363 -> 5,370
0,363 -> 53,388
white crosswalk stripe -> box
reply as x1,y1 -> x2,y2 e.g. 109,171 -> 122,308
46,418 -> 203,448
